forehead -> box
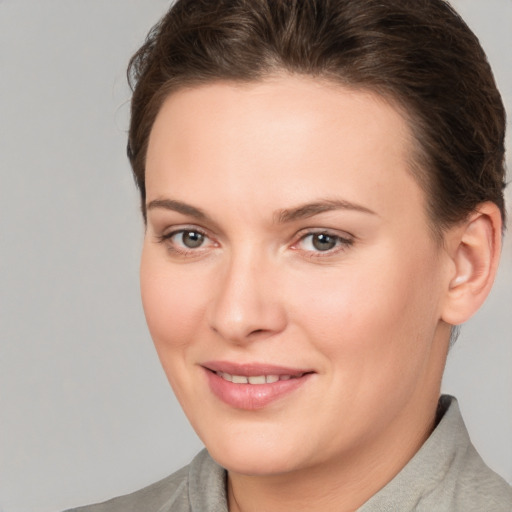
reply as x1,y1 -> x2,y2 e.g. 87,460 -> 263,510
145,76 -> 426,224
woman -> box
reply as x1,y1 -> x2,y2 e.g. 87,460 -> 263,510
69,0 -> 511,510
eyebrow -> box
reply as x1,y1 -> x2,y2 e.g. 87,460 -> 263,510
146,198 -> 207,220
275,199 -> 377,223
146,197 -> 377,223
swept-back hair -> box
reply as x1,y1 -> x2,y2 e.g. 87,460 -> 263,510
127,0 -> 506,233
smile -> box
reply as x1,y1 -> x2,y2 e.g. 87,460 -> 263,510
215,372 -> 302,384
203,362 -> 313,410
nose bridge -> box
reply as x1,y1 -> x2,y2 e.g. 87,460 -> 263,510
208,243 -> 286,343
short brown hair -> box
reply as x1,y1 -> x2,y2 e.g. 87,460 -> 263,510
127,0 -> 507,232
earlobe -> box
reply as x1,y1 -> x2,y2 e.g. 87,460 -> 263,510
441,202 -> 502,326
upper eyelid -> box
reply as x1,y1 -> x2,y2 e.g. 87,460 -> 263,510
294,227 -> 355,241
295,233 -> 353,247
146,208 -> 223,238
158,224 -> 213,239
162,226 -> 208,237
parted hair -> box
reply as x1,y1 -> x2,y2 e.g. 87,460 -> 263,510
127,0 -> 507,233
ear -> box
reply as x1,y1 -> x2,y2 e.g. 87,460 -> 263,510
441,202 -> 502,326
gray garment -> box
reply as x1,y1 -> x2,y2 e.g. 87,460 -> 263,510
66,396 -> 512,512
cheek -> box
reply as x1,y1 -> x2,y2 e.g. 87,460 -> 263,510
139,248 -> 208,352
139,248 -> 214,412
286,246 -> 442,364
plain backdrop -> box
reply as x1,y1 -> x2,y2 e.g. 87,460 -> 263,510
0,1 -> 510,511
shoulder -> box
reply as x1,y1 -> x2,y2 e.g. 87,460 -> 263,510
433,396 -> 512,511
360,395 -> 512,512
447,441 -> 512,512
64,466 -> 189,512
418,396 -> 512,511
64,450 -> 224,512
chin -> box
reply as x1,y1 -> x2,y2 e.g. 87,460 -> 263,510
201,428 -> 313,476
210,448 -> 295,476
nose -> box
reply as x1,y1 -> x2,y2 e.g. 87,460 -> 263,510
206,249 -> 287,344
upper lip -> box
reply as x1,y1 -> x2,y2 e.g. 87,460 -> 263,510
202,361 -> 313,377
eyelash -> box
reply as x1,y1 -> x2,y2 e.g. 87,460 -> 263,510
292,230 -> 354,259
156,227 -> 215,256
156,227 -> 354,258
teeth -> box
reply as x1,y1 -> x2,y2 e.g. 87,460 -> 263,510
216,372 -> 300,384
248,375 -> 266,384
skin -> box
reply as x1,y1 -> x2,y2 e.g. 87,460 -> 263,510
140,76 -> 501,512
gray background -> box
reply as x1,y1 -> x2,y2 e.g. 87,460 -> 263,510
0,1 -> 510,511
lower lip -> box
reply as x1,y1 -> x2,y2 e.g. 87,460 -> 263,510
204,370 -> 311,410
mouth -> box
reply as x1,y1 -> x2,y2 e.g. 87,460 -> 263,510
214,371 -> 306,384
202,361 -> 314,410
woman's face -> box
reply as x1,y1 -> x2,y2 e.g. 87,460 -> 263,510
141,77 -> 452,476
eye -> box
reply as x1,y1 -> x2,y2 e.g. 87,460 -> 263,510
306,233 -> 338,251
295,231 -> 353,254
157,227 -> 215,255
175,230 -> 205,249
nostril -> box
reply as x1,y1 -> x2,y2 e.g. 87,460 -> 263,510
247,328 -> 272,339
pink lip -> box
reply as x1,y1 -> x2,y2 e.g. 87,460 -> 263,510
202,361 -> 314,410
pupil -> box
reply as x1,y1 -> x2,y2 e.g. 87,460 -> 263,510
312,233 -> 336,251
183,231 -> 204,248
